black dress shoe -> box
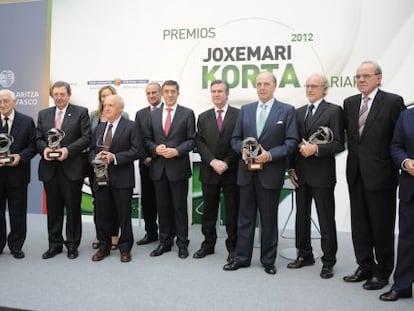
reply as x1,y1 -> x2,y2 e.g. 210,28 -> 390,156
179,247 -> 189,259
223,262 -> 249,271
264,265 -> 276,275
343,267 -> 372,282
150,244 -> 171,257
363,277 -> 388,290
380,289 -> 412,301
67,248 -> 79,259
320,265 -> 334,279
42,247 -> 63,259
287,256 -> 315,269
12,250 -> 25,259
193,248 -> 214,259
136,234 -> 158,246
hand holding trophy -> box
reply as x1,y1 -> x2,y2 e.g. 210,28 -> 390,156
0,133 -> 15,165
46,128 -> 65,159
299,126 -> 334,158
242,137 -> 263,170
92,135 -> 111,186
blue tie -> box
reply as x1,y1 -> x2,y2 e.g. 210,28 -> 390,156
257,104 -> 267,136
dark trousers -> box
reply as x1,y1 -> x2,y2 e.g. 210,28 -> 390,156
88,168 -> 119,238
295,184 -> 337,267
235,174 -> 280,266
154,172 -> 189,248
348,175 -> 396,279
201,182 -> 238,253
0,183 -> 27,253
139,162 -> 158,237
392,198 -> 414,292
95,186 -> 133,253
44,168 -> 83,250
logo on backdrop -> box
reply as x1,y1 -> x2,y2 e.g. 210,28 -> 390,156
0,70 -> 15,88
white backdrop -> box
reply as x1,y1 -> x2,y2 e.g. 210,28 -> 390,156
50,0 -> 414,232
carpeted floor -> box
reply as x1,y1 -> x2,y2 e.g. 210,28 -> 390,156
0,213 -> 411,311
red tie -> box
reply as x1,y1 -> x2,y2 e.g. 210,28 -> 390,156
55,110 -> 63,129
217,109 -> 223,131
164,108 -> 172,136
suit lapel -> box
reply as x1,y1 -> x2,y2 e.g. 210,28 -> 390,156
260,99 -> 279,137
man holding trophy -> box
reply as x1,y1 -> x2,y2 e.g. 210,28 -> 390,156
287,74 -> 345,279
36,81 -> 91,260
223,71 -> 298,275
0,89 -> 36,259
89,94 -> 141,263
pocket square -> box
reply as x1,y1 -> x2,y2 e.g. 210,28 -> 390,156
276,120 -> 284,124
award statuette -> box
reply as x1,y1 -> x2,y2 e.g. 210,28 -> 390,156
242,137 -> 263,170
91,154 -> 109,186
47,128 -> 65,159
306,126 -> 334,145
0,133 -> 14,164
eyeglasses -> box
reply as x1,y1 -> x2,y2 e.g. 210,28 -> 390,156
355,73 -> 380,80
305,85 -> 324,89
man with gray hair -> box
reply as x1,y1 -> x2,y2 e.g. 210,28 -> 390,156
287,74 -> 344,279
89,94 -> 141,263
343,61 -> 406,290
0,89 -> 37,259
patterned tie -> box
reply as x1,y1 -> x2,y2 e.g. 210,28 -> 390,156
164,108 -> 172,136
217,109 -> 224,131
358,97 -> 369,136
103,123 -> 113,151
55,110 -> 63,129
3,117 -> 9,134
256,104 -> 267,136
305,104 -> 314,131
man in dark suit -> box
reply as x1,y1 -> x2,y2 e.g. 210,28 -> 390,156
380,108 -> 414,301
287,74 -> 344,279
90,94 -> 140,263
343,61 -> 406,290
36,81 -> 91,260
193,80 -> 239,263
145,80 -> 195,259
134,82 -> 162,245
223,71 -> 298,274
0,89 -> 36,259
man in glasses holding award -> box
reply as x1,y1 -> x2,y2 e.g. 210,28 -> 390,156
287,74 -> 345,279
0,89 -> 36,259
36,81 -> 91,260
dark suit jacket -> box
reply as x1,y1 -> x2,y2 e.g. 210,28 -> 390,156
0,110 -> 37,187
344,89 -> 406,190
135,106 -> 153,160
231,99 -> 298,189
145,105 -> 195,182
196,106 -> 239,185
36,104 -> 91,182
391,108 -> 414,203
89,117 -> 141,189
289,100 -> 345,188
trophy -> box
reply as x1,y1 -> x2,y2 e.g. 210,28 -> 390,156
0,133 -> 14,164
306,126 -> 334,144
242,137 -> 263,170
91,136 -> 110,186
92,154 -> 109,186
47,128 -> 65,159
